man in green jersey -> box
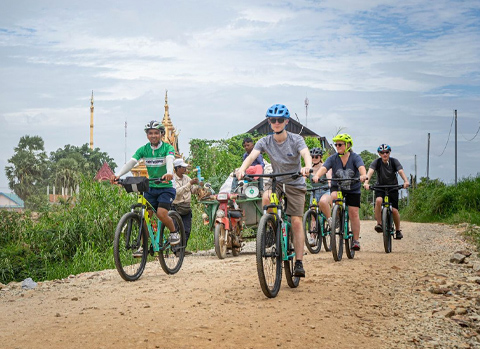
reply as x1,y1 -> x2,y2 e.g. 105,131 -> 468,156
112,121 -> 179,251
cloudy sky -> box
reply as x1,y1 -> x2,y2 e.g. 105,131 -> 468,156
1,0 -> 479,191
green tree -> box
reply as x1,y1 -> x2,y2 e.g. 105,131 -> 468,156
49,144 -> 117,178
5,135 -> 49,203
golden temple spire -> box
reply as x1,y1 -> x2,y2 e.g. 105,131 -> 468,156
161,90 -> 180,155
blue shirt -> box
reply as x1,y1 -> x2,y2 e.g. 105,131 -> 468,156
243,152 -> 265,168
323,152 -> 364,194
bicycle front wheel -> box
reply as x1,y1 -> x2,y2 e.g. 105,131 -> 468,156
284,231 -> 300,288
303,209 -> 322,254
113,212 -> 148,281
158,211 -> 186,275
382,208 -> 392,253
344,213 -> 355,259
256,214 -> 282,298
330,205 -> 344,261
322,214 -> 332,252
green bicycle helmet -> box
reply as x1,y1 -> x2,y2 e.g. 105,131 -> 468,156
332,133 -> 353,154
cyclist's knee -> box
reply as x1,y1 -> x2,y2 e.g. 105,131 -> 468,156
375,197 -> 383,205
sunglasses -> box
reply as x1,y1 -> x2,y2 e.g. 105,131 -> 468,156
269,117 -> 286,124
334,143 -> 345,147
312,155 -> 321,158
379,151 -> 390,155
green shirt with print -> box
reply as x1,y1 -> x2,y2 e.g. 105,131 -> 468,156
132,142 -> 175,188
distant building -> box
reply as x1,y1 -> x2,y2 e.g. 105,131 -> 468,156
94,162 -> 115,181
246,118 -> 333,153
0,192 -> 25,212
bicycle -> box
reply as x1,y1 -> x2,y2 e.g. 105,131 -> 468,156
245,171 -> 304,298
368,184 -> 404,253
303,183 -> 332,254
113,177 -> 186,281
329,178 -> 361,262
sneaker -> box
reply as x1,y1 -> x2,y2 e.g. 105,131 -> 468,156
374,224 -> 383,233
132,247 -> 143,258
308,236 -> 316,246
169,232 -> 181,245
293,261 -> 305,278
351,240 -> 361,251
394,230 -> 403,240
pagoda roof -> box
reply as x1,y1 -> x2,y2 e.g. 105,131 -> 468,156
95,162 -> 115,181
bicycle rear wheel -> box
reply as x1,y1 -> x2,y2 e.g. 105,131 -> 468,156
158,211 -> 186,275
344,213 -> 355,259
113,212 -> 148,281
284,231 -> 300,288
303,209 -> 322,254
330,205 -> 344,261
382,208 -> 392,253
256,214 -> 282,298
322,214 -> 332,252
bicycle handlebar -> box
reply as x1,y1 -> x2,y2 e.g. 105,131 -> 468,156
368,184 -> 404,192
244,171 -> 303,181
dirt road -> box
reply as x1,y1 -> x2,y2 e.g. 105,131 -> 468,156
1,221 -> 479,348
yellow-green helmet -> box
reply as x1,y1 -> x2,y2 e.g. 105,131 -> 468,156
332,133 -> 353,153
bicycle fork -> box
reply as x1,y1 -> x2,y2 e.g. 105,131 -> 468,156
281,220 -> 294,261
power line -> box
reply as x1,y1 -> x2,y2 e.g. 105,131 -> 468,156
461,122 -> 480,141
436,114 -> 454,157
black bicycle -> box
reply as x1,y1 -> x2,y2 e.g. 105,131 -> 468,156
368,184 -> 403,253
113,177 -> 186,281
303,182 -> 332,254
245,171 -> 303,298
329,178 -> 361,261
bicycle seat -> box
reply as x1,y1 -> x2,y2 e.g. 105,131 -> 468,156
228,211 -> 242,219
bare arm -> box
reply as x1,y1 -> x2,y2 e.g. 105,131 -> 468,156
299,147 -> 312,176
364,168 -> 375,189
312,166 -> 328,183
398,169 -> 410,188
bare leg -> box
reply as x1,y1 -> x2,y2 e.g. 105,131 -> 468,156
292,215 -> 304,261
375,197 -> 383,224
349,206 -> 360,241
156,207 -> 175,232
392,208 -> 401,230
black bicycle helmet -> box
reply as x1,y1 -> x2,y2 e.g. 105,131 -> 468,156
310,147 -> 323,157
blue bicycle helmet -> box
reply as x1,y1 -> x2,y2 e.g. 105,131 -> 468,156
377,144 -> 391,153
265,104 -> 290,119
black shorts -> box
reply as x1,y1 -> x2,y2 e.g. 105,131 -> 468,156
331,188 -> 361,208
375,190 -> 399,210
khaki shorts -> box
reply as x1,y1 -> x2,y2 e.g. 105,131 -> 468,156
265,182 -> 306,217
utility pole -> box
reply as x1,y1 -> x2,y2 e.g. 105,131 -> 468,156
304,96 -> 309,127
427,133 -> 430,180
455,109 -> 458,185
89,91 -> 94,150
414,154 -> 417,189
124,120 -> 127,164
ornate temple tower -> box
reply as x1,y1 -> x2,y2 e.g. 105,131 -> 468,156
161,90 -> 180,155
89,91 -> 94,149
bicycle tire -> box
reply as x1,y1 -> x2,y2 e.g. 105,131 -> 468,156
158,211 -> 185,275
322,213 -> 332,252
344,212 -> 355,259
303,209 -> 322,254
113,212 -> 148,281
330,205 -> 344,261
284,230 -> 300,288
214,223 -> 228,259
256,214 -> 282,298
382,208 -> 392,253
